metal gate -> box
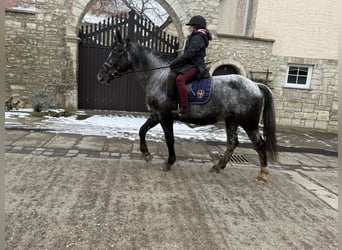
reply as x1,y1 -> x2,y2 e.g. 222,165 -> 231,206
78,10 -> 179,111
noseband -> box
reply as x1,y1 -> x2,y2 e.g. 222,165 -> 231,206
101,47 -> 128,78
102,62 -> 121,78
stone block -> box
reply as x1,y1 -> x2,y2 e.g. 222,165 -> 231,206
317,111 -> 330,121
10,85 -> 25,90
304,120 -> 315,128
303,113 -> 317,120
301,104 -> 315,112
293,112 -> 303,119
314,121 -> 328,130
279,118 -> 292,126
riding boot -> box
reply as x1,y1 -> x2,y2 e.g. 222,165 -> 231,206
178,106 -> 189,117
177,86 -> 189,117
167,72 -> 177,91
172,105 -> 189,117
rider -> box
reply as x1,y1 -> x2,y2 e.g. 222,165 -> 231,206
170,15 -> 212,116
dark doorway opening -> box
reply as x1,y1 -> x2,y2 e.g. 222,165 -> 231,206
212,65 -> 239,76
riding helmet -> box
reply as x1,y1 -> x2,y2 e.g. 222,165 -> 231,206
186,15 -> 207,29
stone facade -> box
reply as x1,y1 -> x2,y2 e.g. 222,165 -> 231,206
5,0 -> 338,133
5,2 -> 76,108
272,57 -> 338,132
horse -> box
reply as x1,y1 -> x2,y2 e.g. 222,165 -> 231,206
97,30 -> 278,183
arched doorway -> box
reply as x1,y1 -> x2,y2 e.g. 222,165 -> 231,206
212,65 -> 239,76
62,0 -> 186,110
77,9 -> 179,111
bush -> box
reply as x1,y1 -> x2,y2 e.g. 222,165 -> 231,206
32,87 -> 57,112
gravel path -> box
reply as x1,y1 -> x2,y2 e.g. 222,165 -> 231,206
6,154 -> 337,249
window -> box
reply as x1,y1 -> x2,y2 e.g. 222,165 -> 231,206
285,64 -> 313,89
5,0 -> 36,12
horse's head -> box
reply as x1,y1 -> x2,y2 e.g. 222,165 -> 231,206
97,30 -> 133,84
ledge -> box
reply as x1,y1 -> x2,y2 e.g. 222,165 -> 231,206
65,35 -> 81,42
216,33 -> 275,43
5,8 -> 37,15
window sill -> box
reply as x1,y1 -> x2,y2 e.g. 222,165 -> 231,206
283,85 -> 311,90
5,8 -> 37,15
216,33 -> 275,43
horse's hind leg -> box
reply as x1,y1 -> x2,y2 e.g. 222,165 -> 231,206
210,119 -> 239,173
245,129 -> 269,184
139,115 -> 159,162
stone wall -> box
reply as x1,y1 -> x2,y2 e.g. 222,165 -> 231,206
208,35 -> 338,133
208,34 -> 275,77
272,57 -> 338,132
5,3 -> 76,108
4,0 -> 338,133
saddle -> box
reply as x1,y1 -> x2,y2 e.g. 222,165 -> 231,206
167,71 -> 212,104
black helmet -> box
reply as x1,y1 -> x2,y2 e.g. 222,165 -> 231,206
186,15 -> 206,29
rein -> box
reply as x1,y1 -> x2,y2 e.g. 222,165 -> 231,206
130,65 -> 171,73
112,65 -> 170,77
110,62 -> 212,77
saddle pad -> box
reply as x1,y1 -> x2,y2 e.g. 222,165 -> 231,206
167,77 -> 212,104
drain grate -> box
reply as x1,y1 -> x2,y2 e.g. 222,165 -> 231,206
228,154 -> 249,164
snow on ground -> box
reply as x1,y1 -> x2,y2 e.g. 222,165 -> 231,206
5,110 -> 250,143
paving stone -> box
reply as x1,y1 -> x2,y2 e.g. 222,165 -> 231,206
3,130 -> 338,173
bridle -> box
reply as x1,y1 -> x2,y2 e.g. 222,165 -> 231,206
102,49 -> 123,78
102,45 -> 172,78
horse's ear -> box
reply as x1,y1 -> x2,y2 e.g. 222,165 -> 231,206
115,30 -> 124,44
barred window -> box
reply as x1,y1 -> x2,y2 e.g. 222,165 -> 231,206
285,64 -> 313,89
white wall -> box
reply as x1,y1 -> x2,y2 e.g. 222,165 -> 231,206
254,0 -> 338,59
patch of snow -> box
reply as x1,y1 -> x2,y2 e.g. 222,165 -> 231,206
83,13 -> 111,24
5,111 -> 250,143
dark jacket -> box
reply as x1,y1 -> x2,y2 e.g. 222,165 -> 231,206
170,31 -> 209,75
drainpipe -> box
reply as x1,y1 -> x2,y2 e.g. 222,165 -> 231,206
242,0 -> 251,36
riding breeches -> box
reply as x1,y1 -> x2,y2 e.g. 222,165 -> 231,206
176,67 -> 198,107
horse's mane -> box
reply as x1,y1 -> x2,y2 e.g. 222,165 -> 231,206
124,40 -> 171,93
126,41 -> 169,70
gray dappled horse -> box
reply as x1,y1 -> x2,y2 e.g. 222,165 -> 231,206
97,30 -> 278,183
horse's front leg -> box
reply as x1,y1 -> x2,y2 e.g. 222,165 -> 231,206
159,114 -> 176,171
139,115 -> 159,162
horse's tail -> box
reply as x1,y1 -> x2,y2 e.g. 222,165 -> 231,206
257,83 -> 278,162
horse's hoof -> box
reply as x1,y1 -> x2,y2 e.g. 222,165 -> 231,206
142,152 -> 152,163
256,166 -> 269,184
256,175 -> 268,184
160,163 -> 171,171
209,166 -> 220,173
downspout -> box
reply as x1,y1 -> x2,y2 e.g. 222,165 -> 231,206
242,0 -> 251,36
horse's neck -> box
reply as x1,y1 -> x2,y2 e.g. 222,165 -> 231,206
136,51 -> 166,71
130,45 -> 168,92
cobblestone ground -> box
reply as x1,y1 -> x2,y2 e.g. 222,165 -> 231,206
5,129 -> 338,249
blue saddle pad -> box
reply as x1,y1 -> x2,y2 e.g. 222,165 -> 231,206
167,77 -> 212,104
